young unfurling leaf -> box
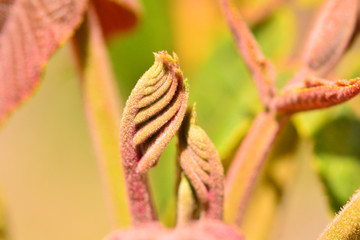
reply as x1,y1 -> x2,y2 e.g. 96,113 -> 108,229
178,105 -> 224,219
301,0 -> 358,75
273,77 -> 360,113
119,51 -> 189,224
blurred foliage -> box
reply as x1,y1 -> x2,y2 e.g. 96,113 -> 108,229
108,0 -> 174,101
313,111 -> 360,212
242,120 -> 299,240
189,5 -> 297,165
295,0 -> 323,8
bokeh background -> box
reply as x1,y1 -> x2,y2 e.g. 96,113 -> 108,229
1,0 -> 360,239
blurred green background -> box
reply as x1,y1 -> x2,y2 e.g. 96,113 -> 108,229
1,0 -> 360,239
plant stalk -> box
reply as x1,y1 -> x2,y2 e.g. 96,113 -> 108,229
71,5 -> 131,227
224,111 -> 289,225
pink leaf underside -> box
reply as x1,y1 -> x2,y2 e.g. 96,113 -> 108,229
104,219 -> 246,240
178,106 -> 224,219
219,0 -> 276,106
273,77 -> 360,113
92,0 -> 141,38
0,0 -> 87,125
301,0 -> 358,75
120,51 -> 189,174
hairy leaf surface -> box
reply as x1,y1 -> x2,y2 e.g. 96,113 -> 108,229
120,51 -> 189,174
317,190 -> 360,240
274,78 -> 360,113
119,51 -> 189,223
178,106 -> 224,219
0,0 -> 87,125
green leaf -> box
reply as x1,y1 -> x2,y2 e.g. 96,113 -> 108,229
313,113 -> 360,212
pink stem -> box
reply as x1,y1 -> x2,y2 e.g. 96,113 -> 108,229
119,105 -> 157,225
219,0 -> 276,107
224,111 -> 289,225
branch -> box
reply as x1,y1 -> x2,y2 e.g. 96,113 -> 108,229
224,111 -> 289,225
219,0 -> 276,107
71,5 -> 131,227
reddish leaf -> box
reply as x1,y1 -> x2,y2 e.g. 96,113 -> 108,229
274,77 -> 360,113
301,0 -> 358,75
0,0 -> 87,126
92,0 -> 141,38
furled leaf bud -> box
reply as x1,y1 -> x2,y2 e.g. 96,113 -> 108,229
120,51 -> 189,174
119,51 -> 189,224
177,105 -> 224,219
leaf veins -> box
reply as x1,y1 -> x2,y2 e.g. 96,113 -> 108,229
0,0 -> 87,125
